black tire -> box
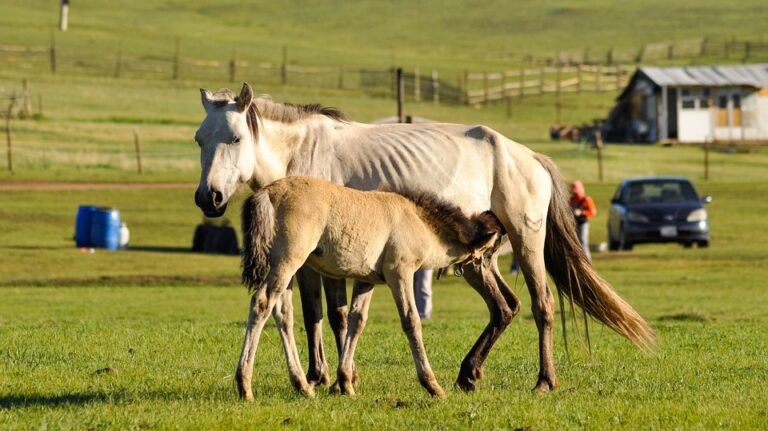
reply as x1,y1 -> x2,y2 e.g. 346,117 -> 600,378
608,226 -> 620,251
697,240 -> 710,248
682,242 -> 693,249
619,225 -> 633,251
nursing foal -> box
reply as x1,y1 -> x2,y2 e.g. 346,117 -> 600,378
236,176 -> 504,399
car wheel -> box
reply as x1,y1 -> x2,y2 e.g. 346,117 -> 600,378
608,227 -> 620,251
682,242 -> 693,249
619,225 -> 633,251
697,240 -> 709,248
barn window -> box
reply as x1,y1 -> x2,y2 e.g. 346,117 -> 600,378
681,88 -> 697,109
681,99 -> 695,109
700,88 -> 710,108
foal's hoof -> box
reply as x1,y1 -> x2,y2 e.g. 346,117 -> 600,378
298,385 -> 316,399
430,386 -> 447,399
329,380 -> 356,396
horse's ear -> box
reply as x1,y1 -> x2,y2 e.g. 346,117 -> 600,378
200,88 -> 214,112
237,83 -> 254,113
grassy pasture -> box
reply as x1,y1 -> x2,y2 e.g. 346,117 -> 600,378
1,177 -> 767,429
2,1 -> 768,429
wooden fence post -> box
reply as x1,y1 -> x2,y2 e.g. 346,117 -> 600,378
606,47 -> 613,65
501,70 -> 507,100
538,67 -> 544,95
172,37 -> 181,80
229,50 -> 237,83
615,64 -> 621,91
667,43 -> 674,60
5,92 -> 17,174
22,79 -> 32,118
414,67 -> 420,102
635,44 -> 645,63
596,65 -> 602,92
576,65 -> 582,93
431,69 -> 439,105
463,70 -> 469,104
396,68 -> 404,123
700,37 -> 708,57
59,0 -> 69,31
133,128 -> 143,174
595,130 -> 604,182
704,140 -> 710,180
281,46 -> 288,85
743,42 -> 751,63
49,32 -> 57,74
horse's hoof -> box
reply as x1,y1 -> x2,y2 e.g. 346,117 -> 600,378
532,378 -> 558,394
241,392 -> 254,402
306,370 -> 331,387
454,378 -> 476,392
329,380 -> 341,395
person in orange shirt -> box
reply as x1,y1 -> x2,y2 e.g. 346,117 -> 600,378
569,180 -> 596,261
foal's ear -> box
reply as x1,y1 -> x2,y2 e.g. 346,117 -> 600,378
236,83 -> 254,113
200,88 -> 214,112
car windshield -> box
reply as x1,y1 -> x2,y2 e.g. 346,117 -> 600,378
624,180 -> 699,204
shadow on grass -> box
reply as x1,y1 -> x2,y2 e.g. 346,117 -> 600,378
0,392 -> 113,409
125,245 -> 193,254
0,389 -> 221,409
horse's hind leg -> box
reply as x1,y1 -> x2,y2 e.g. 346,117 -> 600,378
385,267 -> 445,398
455,251 -> 520,392
322,276 -> 353,380
272,282 -> 315,398
296,266 -> 330,386
515,230 -> 558,392
332,280 -> 374,396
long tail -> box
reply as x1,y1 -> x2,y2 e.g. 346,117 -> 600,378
533,153 -> 657,350
241,191 -> 276,293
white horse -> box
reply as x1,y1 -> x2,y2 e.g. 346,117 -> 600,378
237,176 -> 506,399
194,83 -> 655,393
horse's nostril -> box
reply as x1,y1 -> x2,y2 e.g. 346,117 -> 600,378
211,190 -> 224,207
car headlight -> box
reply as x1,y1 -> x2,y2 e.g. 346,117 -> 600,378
687,208 -> 708,222
626,211 -> 650,223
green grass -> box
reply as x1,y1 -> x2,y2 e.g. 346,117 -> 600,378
1,177 -> 768,429
2,1 -> 768,428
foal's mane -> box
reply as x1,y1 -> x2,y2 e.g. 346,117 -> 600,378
393,189 -> 505,249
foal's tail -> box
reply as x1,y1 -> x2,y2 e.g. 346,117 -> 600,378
241,191 -> 277,293
533,153 -> 657,350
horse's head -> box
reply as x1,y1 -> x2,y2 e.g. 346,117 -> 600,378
194,83 -> 257,217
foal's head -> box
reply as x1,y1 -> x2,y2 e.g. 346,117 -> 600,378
194,83 -> 258,217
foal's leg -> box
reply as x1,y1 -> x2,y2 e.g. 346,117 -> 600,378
271,283 -> 315,397
385,268 -> 445,398
235,264 -> 301,401
296,266 -> 330,386
332,281 -> 374,396
455,251 -> 521,392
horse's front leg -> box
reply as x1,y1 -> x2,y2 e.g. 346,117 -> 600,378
385,268 -> 445,398
271,282 -> 315,398
296,266 -> 330,386
455,252 -> 520,392
331,281 -> 374,396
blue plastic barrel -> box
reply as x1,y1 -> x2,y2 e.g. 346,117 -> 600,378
75,205 -> 98,247
90,207 -> 121,250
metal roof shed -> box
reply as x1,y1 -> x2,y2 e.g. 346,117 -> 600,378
604,64 -> 768,143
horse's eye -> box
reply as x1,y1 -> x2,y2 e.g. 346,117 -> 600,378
232,137 -> 241,144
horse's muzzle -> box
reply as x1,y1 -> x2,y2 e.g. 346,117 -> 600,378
195,189 -> 228,218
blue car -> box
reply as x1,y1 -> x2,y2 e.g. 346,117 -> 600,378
607,177 -> 711,251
